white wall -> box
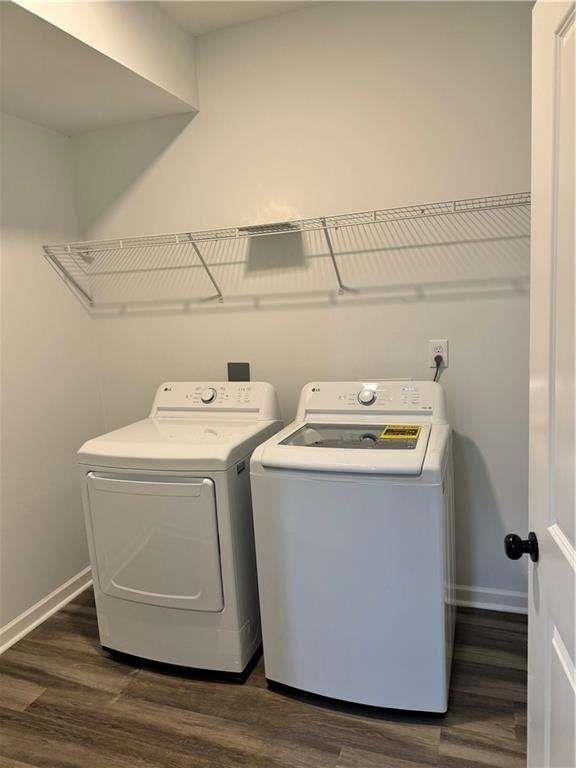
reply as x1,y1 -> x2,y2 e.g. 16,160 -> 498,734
71,2 -> 532,609
15,0 -> 198,108
0,114 -> 105,645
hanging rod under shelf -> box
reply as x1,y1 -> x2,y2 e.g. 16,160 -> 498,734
43,191 -> 531,309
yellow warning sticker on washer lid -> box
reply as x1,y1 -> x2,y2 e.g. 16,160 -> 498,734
379,425 -> 422,441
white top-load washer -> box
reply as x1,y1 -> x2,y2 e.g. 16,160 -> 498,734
78,381 -> 282,673
250,380 -> 455,711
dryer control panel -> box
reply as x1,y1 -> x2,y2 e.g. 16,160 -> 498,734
297,381 -> 447,424
150,381 -> 280,420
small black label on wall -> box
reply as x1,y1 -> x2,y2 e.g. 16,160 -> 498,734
228,362 -> 251,382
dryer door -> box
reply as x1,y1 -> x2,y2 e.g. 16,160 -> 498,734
86,472 -> 223,611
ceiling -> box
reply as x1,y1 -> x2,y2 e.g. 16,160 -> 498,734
161,1 -> 315,36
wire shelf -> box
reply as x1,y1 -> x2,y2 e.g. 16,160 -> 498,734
43,192 -> 531,311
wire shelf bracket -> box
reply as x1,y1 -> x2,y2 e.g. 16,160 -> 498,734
321,217 -> 354,294
187,235 -> 224,302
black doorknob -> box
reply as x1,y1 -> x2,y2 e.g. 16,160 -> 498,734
504,532 -> 539,562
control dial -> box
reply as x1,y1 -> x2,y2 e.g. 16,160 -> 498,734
200,387 -> 217,404
358,389 -> 376,406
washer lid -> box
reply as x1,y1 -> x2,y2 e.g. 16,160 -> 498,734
261,422 -> 431,475
78,417 -> 281,471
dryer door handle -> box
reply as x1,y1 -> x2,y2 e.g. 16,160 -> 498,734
87,472 -> 205,497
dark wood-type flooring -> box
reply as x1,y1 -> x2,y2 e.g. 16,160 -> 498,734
0,590 -> 527,767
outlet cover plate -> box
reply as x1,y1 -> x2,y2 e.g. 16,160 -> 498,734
429,339 -> 449,368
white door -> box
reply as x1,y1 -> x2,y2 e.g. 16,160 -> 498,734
528,2 -> 575,767
86,473 -> 224,612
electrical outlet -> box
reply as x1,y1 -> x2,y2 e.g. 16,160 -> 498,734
429,339 -> 449,368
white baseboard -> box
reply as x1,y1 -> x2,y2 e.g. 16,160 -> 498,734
0,574 -> 526,655
0,566 -> 93,655
455,584 -> 527,614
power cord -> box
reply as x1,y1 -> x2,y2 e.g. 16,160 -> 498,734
433,354 -> 443,382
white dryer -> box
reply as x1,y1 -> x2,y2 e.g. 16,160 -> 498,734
78,381 -> 282,673
250,380 -> 455,711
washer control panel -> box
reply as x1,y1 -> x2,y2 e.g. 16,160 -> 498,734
150,381 -> 280,419
297,381 -> 446,423
342,384 -> 428,411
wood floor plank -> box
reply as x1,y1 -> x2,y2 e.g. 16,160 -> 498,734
0,760 -> 39,768
440,690 -> 518,743
243,657 -> 268,690
453,644 -> 526,672
439,727 -> 525,768
0,706 -> 208,768
0,641 -> 138,696
454,612 -> 528,663
0,754 -> 39,768
454,621 -> 527,660
456,607 -> 527,630
0,674 -> 45,713
110,693 -> 339,767
514,704 -> 527,746
455,615 -> 528,643
0,592 -> 528,768
449,658 -> 527,705
122,669 -> 441,766
336,746 -> 437,767
16,687 -> 334,768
